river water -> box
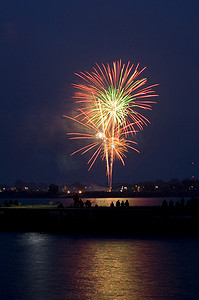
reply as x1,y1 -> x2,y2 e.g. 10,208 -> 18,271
0,232 -> 199,300
0,196 -> 189,207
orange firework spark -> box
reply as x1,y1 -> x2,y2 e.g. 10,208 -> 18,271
64,60 -> 158,190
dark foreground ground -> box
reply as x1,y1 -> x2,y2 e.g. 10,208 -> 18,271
0,206 -> 199,237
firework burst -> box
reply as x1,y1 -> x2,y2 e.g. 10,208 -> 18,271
64,60 -> 158,190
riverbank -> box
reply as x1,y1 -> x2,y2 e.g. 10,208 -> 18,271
0,206 -> 198,237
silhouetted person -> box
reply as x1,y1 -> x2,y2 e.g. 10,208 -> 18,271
125,200 -> 129,207
110,201 -> 114,208
186,198 -> 199,211
162,199 -> 168,208
85,200 -> 92,208
180,198 -> 185,207
116,200 -> 120,208
73,193 -> 80,207
121,200 -> 125,208
14,200 -> 19,206
57,203 -> 64,208
169,200 -> 174,208
8,200 -> 13,207
79,199 -> 84,208
4,200 -> 8,207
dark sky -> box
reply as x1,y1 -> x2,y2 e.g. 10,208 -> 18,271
1,0 -> 199,186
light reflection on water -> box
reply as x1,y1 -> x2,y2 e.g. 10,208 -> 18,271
0,232 -> 199,299
0,196 -> 189,207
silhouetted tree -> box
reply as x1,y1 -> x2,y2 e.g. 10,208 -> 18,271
169,178 -> 182,192
15,179 -> 25,191
38,182 -> 48,191
48,184 -> 59,195
182,178 -> 193,191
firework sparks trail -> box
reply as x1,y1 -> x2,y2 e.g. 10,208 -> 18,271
64,60 -> 158,190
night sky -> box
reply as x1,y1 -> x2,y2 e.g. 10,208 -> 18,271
1,0 -> 199,186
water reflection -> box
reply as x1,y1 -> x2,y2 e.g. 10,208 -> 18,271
17,233 -> 53,299
58,237 -> 199,299
1,233 -> 199,299
0,196 -> 189,207
76,241 -> 137,299
51,237 -> 194,299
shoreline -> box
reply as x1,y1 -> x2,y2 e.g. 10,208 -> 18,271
1,191 -> 199,199
0,206 -> 199,237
